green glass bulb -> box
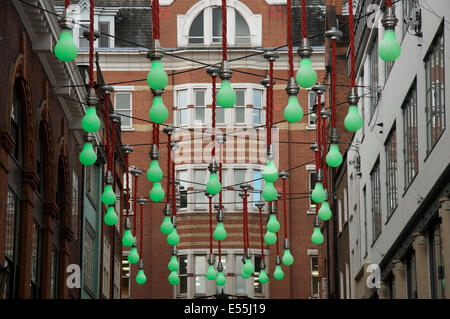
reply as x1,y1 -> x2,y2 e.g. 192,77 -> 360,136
147,160 -> 163,183
326,143 -> 343,168
160,216 -> 174,235
167,228 -> 180,246
262,182 -> 278,202
150,182 -> 165,202
311,182 -> 326,204
243,258 -> 255,275
264,231 -> 277,245
147,59 -> 168,90
81,106 -> 101,133
344,105 -> 363,132
258,269 -> 269,284
206,172 -> 222,195
296,57 -> 317,89
241,267 -> 251,279
282,249 -> 294,266
101,184 -> 116,206
206,265 -> 217,280
128,247 -> 140,264
318,201 -> 332,221
213,222 -> 227,241
104,206 -> 118,226
267,214 -> 280,233
122,229 -> 135,247
79,142 -> 97,166
378,29 -> 401,62
136,269 -> 147,285
168,271 -> 180,286
273,265 -> 284,280
284,95 -> 304,123
168,256 -> 179,272
149,95 -> 169,124
216,272 -> 226,286
216,80 -> 236,108
311,227 -> 324,245
263,160 -> 279,182
54,29 -> 78,62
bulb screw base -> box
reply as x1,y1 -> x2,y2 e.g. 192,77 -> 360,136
325,26 -> 343,41
283,238 -> 290,250
267,144 -> 275,161
125,217 -> 132,230
138,259 -> 144,269
316,168 -> 324,183
172,246 -> 178,256
105,170 -> 113,185
329,127 -> 340,144
208,157 -> 219,173
217,262 -> 224,272
314,215 -> 321,227
260,259 -> 266,270
216,208 -> 225,222
382,7 -> 398,29
85,132 -> 95,143
269,202 -> 277,214
148,39 -> 164,60
149,144 -> 160,160
245,248 -> 252,260
163,203 -> 172,217
285,77 -> 299,96
86,88 -> 99,106
321,108 -> 332,119
239,183 -> 251,191
310,143 -> 319,152
208,254 -> 215,265
347,87 -> 360,105
219,61 -> 233,80
275,255 -> 281,265
297,38 -> 313,58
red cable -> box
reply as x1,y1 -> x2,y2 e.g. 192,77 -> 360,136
212,75 -> 216,157
209,196 -> 213,255
125,153 -> 130,219
111,121 -> 116,171
167,133 -> 171,204
322,103 -> 327,190
65,0 -> 70,9
386,0 -> 392,7
317,94 -> 322,169
89,0 -> 94,89
348,0 -> 356,88
104,93 -> 110,170
287,0 -> 294,78
242,193 -> 247,253
140,201 -> 144,257
258,206 -> 264,259
221,0 -> 227,61
331,40 -> 337,128
152,0 -> 160,40
244,189 -> 249,251
282,178 -> 287,239
133,173 -> 138,234
172,157 -> 176,217
275,201 -> 280,256
268,60 -> 274,147
301,0 -> 308,39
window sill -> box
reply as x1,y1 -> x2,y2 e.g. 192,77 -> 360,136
306,125 -> 317,131
121,127 -> 135,132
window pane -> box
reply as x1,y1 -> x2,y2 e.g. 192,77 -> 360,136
115,93 -> 131,127
189,11 -> 204,44
215,257 -> 227,294
236,90 -> 245,106
253,109 -> 261,125
235,12 -> 250,43
178,90 -> 188,125
308,91 -> 317,126
99,22 -> 110,48
309,171 -> 316,208
72,170 -> 79,240
254,256 -> 262,294
195,256 -> 206,294
195,90 -> 205,106
234,169 -> 246,209
6,189 -> 18,261
253,89 -> 262,108
216,108 -> 225,123
253,170 -> 262,206
311,256 -> 319,297
212,8 -> 222,42
235,107 -> 245,123
235,255 -> 246,294
194,169 -> 206,209
195,108 -> 205,124
179,256 -> 188,294
83,230 -> 94,293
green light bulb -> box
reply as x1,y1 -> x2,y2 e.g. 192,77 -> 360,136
104,206 -> 118,226
262,182 -> 278,202
214,222 -> 227,241
147,59 -> 168,90
147,160 -> 163,183
216,80 -> 236,108
258,269 -> 269,284
81,106 -> 101,133
344,105 -> 363,132
150,182 -> 165,202
267,214 -> 280,233
206,172 -> 222,195
168,256 -> 179,271
264,231 -> 277,245
54,29 -> 78,62
160,216 -> 174,235
284,95 -> 304,123
241,267 -> 251,279
128,247 -> 140,264
311,182 -> 326,204
122,229 -> 135,247
79,142 -> 97,166
282,249 -> 294,266
296,57 -> 317,89
311,227 -> 324,245
273,265 -> 284,280
136,269 -> 147,285
168,271 -> 180,286
167,228 -> 180,246
243,258 -> 255,275
149,95 -> 169,124
378,29 -> 401,62
263,160 -> 278,182
206,265 -> 217,280
326,143 -> 343,168
101,184 -> 116,206
318,201 -> 332,221
216,272 -> 226,286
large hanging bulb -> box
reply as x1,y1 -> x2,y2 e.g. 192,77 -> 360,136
216,271 -> 226,286
101,184 -> 116,206
104,206 -> 118,226
150,182 -> 165,202
282,239 -> 294,266
149,94 -> 169,124
167,227 -> 180,246
168,271 -> 180,286
326,128 -> 343,168
296,38 -> 317,89
136,260 -> 147,285
79,141 -> 97,166
344,88 -> 363,132
206,264 -> 217,280
262,182 -> 278,202
160,216 -> 174,235
122,219 -> 135,247
267,213 -> 280,233
264,231 -> 277,245
81,106 -> 101,133
274,256 -> 284,280
147,40 -> 168,90
284,95 -> 304,123
311,216 -> 324,245
258,269 -> 269,284
168,255 -> 179,272
263,159 -> 278,183
243,257 -> 255,275
147,160 -> 163,183
55,29 -> 78,62
128,244 -> 140,264
378,7 -> 401,62
207,158 -> 221,195
241,267 -> 251,279
213,222 -> 227,241
217,61 -> 236,108
311,182 -> 326,204
318,200 -> 332,221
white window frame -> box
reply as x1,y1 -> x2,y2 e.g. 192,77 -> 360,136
193,88 -> 206,125
307,90 -> 317,129
252,89 -> 263,126
114,86 -> 134,131
176,89 -> 189,127
234,88 -> 246,125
